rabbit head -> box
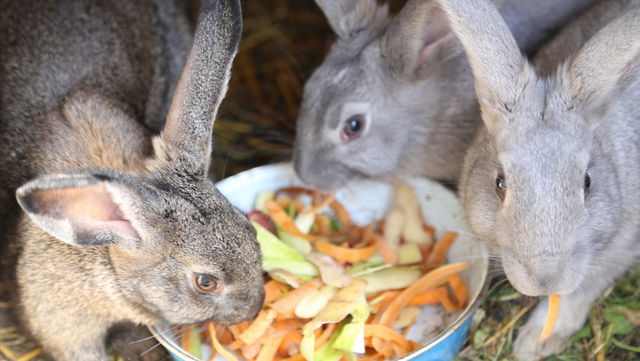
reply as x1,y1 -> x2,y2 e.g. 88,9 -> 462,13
15,0 -> 264,330
443,0 -> 640,296
293,0 -> 476,190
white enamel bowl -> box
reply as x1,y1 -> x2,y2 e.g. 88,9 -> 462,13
150,162 -> 489,361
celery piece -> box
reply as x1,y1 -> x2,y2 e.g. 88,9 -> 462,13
294,209 -> 316,234
361,268 -> 421,294
300,332 -> 316,361
278,229 -> 312,254
263,258 -> 320,276
287,199 -> 297,218
347,254 -> 385,275
253,190 -> 275,214
254,221 -> 305,261
332,300 -> 369,353
189,325 -> 202,359
254,221 -> 319,276
330,218 -> 342,232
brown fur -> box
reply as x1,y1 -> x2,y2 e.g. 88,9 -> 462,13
0,0 -> 265,360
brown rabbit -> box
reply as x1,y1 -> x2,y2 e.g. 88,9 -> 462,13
0,0 -> 265,360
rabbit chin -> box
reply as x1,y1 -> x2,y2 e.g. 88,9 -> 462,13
500,250 -> 591,297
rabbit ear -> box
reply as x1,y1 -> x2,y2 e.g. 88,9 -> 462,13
382,0 -> 504,82
438,0 -> 528,131
16,171 -> 144,248
159,0 -> 242,175
314,0 -> 388,39
565,8 -> 640,124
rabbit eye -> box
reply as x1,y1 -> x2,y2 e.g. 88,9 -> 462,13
194,274 -> 221,294
496,174 -> 506,201
584,173 -> 591,197
341,114 -> 366,142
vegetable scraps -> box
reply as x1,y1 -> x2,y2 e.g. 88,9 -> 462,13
176,182 -> 469,361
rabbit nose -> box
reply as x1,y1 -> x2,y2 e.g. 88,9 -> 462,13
503,251 -> 580,296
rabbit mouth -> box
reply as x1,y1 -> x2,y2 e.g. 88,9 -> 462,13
501,250 -> 588,297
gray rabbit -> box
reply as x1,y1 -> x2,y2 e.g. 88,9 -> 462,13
292,0 -> 602,190
0,0 -> 265,360
436,0 -> 640,359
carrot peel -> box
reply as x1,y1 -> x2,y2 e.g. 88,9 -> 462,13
539,294 -> 560,341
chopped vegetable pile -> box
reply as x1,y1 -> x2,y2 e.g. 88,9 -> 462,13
174,181 -> 470,361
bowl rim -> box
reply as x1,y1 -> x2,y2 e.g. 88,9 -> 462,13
149,162 -> 491,361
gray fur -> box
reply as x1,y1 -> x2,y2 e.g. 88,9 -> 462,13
293,0 -> 601,190
444,0 -> 640,359
0,0 -> 264,360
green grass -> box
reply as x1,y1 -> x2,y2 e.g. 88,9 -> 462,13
457,265 -> 640,361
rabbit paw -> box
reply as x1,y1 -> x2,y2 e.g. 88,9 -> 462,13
513,321 -> 569,361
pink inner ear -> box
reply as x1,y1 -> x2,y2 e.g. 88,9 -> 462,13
41,184 -> 141,240
417,8 -> 452,66
419,34 -> 449,65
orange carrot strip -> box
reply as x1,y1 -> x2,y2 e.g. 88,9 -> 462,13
210,322 -> 239,361
265,279 -> 290,304
217,324 -> 233,344
369,301 -> 387,314
423,225 -> 435,237
276,197 -> 292,209
264,200 -> 316,241
420,245 -> 431,263
180,325 -> 193,353
241,341 -> 262,361
271,318 -> 306,331
275,308 -> 297,322
275,187 -> 315,198
391,342 -> 409,358
330,200 -> 351,230
432,288 -> 456,312
364,325 -> 410,349
373,234 -> 397,264
377,263 -> 469,327
426,232 -> 458,266
278,330 -> 303,357
448,274 -> 468,308
316,240 -> 377,263
228,324 -> 243,339
275,198 -> 306,214
256,334 -> 286,361
406,287 -> 446,307
302,192 -> 336,215
371,337 -> 393,359
238,309 -> 278,345
227,339 -> 245,350
368,290 -> 401,305
539,294 -> 561,341
269,278 -> 323,314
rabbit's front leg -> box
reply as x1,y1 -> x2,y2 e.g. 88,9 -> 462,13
513,283 -> 601,361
